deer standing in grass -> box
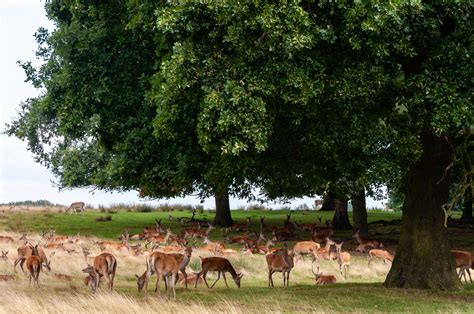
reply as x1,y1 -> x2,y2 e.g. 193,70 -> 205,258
266,244 -> 295,287
66,201 -> 85,214
14,244 -> 52,273
334,242 -> 351,279
368,249 -> 394,266
168,246 -> 193,288
293,241 -> 321,263
311,237 -> 336,273
82,248 -> 117,292
136,251 -> 179,299
26,244 -> 42,287
451,250 -> 472,283
194,256 -> 243,289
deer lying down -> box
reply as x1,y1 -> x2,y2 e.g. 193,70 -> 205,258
0,274 -> 15,282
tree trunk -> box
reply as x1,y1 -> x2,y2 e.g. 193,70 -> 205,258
332,197 -> 352,230
319,191 -> 335,211
460,176 -> 472,223
352,188 -> 368,235
384,132 -> 459,290
214,190 -> 233,227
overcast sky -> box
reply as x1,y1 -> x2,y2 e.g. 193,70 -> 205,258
0,0 -> 385,209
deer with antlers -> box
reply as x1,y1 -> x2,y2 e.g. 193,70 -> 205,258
194,256 -> 243,289
311,265 -> 337,285
266,244 -> 295,287
26,244 -> 42,287
352,229 -> 383,249
82,247 -> 117,292
183,223 -> 215,239
368,249 -> 394,266
1,250 -> 9,262
334,242 -> 351,279
14,243 -> 53,273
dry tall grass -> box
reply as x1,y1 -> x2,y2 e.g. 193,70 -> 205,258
0,230 -> 396,313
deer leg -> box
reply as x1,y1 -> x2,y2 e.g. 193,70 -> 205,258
194,271 -> 202,288
268,270 -> 274,287
171,273 -> 176,300
181,269 -> 187,289
368,255 -> 371,267
156,274 -> 161,296
203,272 -> 210,288
222,272 -> 229,288
210,271 -> 221,288
286,271 -> 291,287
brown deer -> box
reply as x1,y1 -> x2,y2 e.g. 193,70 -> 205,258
82,248 -> 117,292
352,229 -> 383,248
226,217 -> 251,232
194,256 -> 243,289
311,227 -> 334,243
368,249 -> 394,266
311,265 -> 337,285
183,223 -> 214,239
260,216 -> 274,233
178,273 -> 204,286
0,274 -> 15,282
66,201 -> 85,214
44,242 -> 66,250
293,241 -> 321,263
0,235 -> 14,243
136,251 -> 179,299
14,244 -> 52,273
202,236 -> 225,254
26,244 -> 42,286
266,244 -> 295,287
451,250 -> 472,283
311,238 -> 336,273
334,242 -> 351,279
54,273 -> 73,281
168,246 -> 193,288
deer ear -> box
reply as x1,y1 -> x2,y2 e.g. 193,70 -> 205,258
239,274 -> 244,278
135,274 -> 139,279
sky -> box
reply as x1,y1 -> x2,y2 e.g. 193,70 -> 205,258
0,0 -> 385,209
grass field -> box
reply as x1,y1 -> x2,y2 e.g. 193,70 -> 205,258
0,207 -> 473,313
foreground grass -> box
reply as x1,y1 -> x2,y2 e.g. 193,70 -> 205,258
0,209 -> 473,312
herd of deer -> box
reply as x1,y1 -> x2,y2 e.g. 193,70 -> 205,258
0,212 -> 472,299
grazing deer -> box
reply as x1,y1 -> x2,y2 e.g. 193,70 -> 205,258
14,244 -> 52,273
0,274 -> 15,282
194,256 -> 243,289
451,250 -> 473,283
311,265 -> 337,285
66,201 -> 85,214
368,249 -> 394,266
26,244 -> 42,287
1,250 -> 9,262
136,251 -> 179,299
55,273 -> 73,281
266,244 -> 295,287
334,242 -> 351,279
82,248 -> 117,292
0,235 -> 14,243
293,241 -> 321,263
352,229 -> 383,248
